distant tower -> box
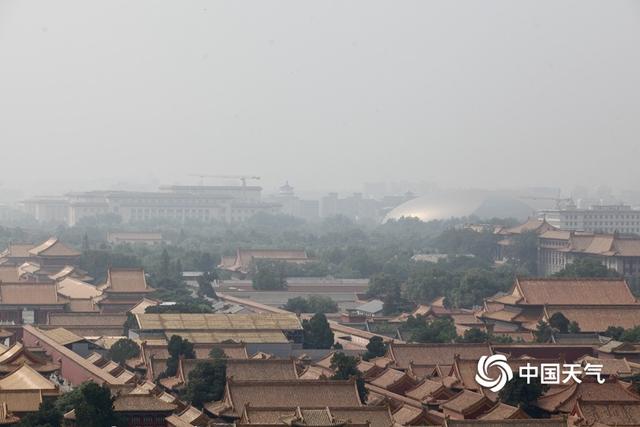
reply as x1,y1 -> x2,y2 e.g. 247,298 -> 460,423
279,181 -> 295,197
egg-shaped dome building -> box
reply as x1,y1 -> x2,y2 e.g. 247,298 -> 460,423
384,191 -> 534,223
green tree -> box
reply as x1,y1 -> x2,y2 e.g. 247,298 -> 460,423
406,317 -> 458,343
568,321 -> 581,333
284,297 -> 310,313
534,320 -> 554,343
182,358 -> 227,408
165,335 -> 195,377
367,273 -> 399,299
159,248 -> 172,279
57,382 -> 121,427
302,313 -> 335,349
108,338 -> 140,365
511,231 -> 539,274
381,282 -> 403,315
554,258 -> 620,278
76,383 -> 121,427
123,313 -> 138,335
605,326 -> 625,340
208,347 -> 228,359
362,336 -> 387,361
285,296 -> 338,314
620,326 -> 640,342
196,271 -> 217,299
548,312 -> 570,334
18,400 -> 61,427
307,295 -> 339,313
457,328 -> 489,343
330,352 -> 368,404
252,260 -> 287,290
499,377 -> 548,416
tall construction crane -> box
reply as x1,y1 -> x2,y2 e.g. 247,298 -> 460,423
187,174 -> 261,198
188,174 -> 260,186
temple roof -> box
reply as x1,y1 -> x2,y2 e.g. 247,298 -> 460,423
56,277 -> 101,299
207,379 -> 361,418
536,379 -> 640,413
0,364 -> 57,393
0,282 -> 62,305
512,277 -> 637,306
135,312 -> 302,331
28,238 -> 80,257
101,268 -> 152,294
0,342 -> 59,373
387,343 -> 492,370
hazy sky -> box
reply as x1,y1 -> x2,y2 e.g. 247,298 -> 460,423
1,1 -> 639,196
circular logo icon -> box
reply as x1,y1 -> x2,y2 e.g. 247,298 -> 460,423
475,354 -> 513,392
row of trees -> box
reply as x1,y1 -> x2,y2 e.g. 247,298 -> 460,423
18,382 -> 121,427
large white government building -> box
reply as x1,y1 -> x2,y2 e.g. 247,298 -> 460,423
23,185 -> 281,225
540,204 -> 640,234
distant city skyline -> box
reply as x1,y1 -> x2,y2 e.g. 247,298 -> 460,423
2,1 -> 640,197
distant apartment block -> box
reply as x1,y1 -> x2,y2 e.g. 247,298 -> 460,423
23,185 -> 281,226
106,231 -> 163,245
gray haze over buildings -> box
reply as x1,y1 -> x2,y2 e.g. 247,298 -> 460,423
1,1 -> 640,199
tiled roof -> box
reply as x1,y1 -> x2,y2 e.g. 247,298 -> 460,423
391,404 -> 423,425
574,401 -> 640,426
28,238 -> 80,257
299,365 -> 333,380
404,378 -> 452,402
47,312 -> 127,326
239,406 -> 394,427
578,356 -> 639,377
0,266 -> 18,283
0,364 -> 57,393
129,298 -> 160,314
136,312 -> 302,331
478,403 -> 526,420
175,358 -> 299,385
0,282 -> 61,305
166,330 -> 289,344
330,407 -> 395,427
208,380 -> 361,417
388,343 -> 492,370
545,305 -> 640,333
444,420 -> 567,427
225,359 -> 298,381
56,277 -> 101,299
0,342 -> 59,373
114,393 -> 178,412
0,243 -> 34,259
536,379 -> 640,413
0,390 -> 42,413
441,390 -> 492,415
504,218 -> 555,235
43,328 -> 85,346
369,368 -> 416,391
515,278 -> 637,306
102,268 -> 151,293
221,249 -> 309,273
23,326 -> 135,386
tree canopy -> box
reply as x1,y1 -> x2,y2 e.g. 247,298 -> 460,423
302,313 -> 335,349
107,338 -> 140,365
